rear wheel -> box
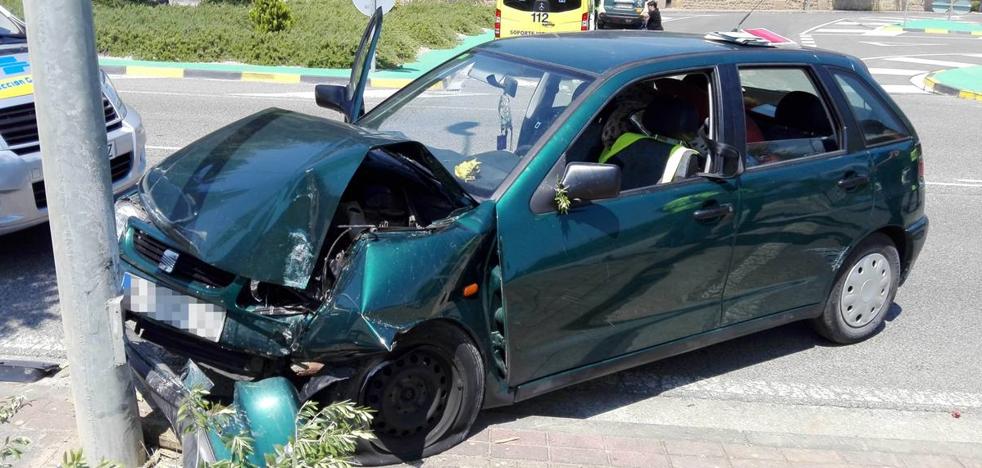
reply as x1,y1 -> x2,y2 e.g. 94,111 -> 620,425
338,324 -> 484,465
812,233 -> 900,344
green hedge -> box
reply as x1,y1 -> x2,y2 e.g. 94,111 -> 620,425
0,0 -> 492,69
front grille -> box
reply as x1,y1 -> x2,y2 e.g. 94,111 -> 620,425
1,97 -> 121,155
110,151 -> 132,181
32,152 -> 133,209
31,180 -> 45,209
133,230 -> 236,288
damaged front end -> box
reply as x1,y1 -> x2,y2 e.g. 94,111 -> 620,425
120,108 -> 499,463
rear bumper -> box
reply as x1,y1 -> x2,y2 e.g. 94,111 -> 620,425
901,215 -> 928,286
598,12 -> 643,25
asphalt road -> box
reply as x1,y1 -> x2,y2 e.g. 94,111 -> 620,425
1,10 -> 981,427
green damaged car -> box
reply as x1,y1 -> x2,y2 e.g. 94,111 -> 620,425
119,12 -> 928,466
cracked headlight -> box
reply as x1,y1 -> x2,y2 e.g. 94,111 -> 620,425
114,198 -> 147,240
101,70 -> 127,120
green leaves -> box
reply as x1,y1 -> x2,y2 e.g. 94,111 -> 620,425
0,396 -> 29,467
63,0 -> 493,69
178,386 -> 373,468
554,181 -> 571,215
263,400 -> 374,468
249,0 -> 294,33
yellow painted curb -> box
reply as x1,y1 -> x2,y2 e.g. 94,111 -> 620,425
241,72 -> 302,83
972,31 -> 982,36
126,66 -> 184,78
924,28 -> 949,34
882,25 -> 902,32
370,77 -> 413,89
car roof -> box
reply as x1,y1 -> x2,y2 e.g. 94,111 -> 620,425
476,31 -> 854,76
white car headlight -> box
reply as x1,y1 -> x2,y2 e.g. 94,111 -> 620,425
114,198 -> 148,240
101,70 -> 127,120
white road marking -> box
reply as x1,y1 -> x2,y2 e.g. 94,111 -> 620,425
955,179 -> 982,183
926,181 -> 982,187
612,373 -> 982,410
232,91 -> 313,99
868,67 -> 929,76
861,41 -> 941,47
861,30 -> 906,37
147,145 -> 181,151
884,57 -> 978,68
815,28 -> 881,34
800,18 -> 852,35
880,84 -> 928,94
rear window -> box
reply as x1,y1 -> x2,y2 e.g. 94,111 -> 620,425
738,67 -> 840,167
832,72 -> 911,146
503,0 -> 583,13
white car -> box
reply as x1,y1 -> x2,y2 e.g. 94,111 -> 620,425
0,6 -> 146,236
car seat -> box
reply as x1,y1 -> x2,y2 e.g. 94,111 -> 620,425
599,95 -> 702,190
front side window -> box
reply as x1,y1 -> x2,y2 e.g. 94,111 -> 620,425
739,67 -> 840,167
360,52 -> 592,199
833,72 -> 910,146
563,70 -> 714,192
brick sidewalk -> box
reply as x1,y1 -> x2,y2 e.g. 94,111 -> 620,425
2,372 -> 982,468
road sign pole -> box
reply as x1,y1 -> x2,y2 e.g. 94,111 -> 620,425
22,0 -> 144,465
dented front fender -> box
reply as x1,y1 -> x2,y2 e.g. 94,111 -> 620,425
296,202 -> 497,358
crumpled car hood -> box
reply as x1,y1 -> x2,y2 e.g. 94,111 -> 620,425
140,108 -> 414,288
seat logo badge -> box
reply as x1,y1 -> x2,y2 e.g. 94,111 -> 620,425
158,249 -> 179,274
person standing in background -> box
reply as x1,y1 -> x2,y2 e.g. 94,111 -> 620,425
643,0 -> 663,30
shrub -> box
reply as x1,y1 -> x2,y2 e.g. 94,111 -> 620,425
249,0 -> 293,33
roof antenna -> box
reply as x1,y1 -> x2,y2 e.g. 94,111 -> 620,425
733,0 -> 766,31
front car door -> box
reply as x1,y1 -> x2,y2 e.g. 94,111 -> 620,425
721,63 -> 874,325
494,63 -> 739,388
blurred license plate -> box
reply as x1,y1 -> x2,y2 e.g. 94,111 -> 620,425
121,272 -> 226,342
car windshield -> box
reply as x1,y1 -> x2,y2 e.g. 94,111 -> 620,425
360,51 -> 592,199
0,7 -> 25,38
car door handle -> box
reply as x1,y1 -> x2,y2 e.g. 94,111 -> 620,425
693,203 -> 733,222
837,174 -> 869,190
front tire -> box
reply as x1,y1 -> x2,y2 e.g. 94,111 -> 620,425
812,233 -> 900,344
337,324 -> 484,465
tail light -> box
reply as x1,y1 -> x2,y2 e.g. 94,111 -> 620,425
495,9 -> 501,38
582,12 -> 590,31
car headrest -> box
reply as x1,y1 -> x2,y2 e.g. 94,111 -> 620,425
774,91 -> 832,136
682,74 -> 709,90
641,95 -> 700,140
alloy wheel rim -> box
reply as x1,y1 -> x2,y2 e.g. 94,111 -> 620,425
839,252 -> 892,328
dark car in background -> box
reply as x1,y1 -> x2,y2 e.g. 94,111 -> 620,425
118,14 -> 928,465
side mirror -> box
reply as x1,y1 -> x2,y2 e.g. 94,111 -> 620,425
314,84 -> 350,119
697,143 -> 744,180
561,162 -> 621,202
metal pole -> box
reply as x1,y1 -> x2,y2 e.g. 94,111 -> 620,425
903,0 -> 908,27
22,1 -> 144,465
949,0 -> 954,20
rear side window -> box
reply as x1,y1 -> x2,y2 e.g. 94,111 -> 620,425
503,0 -> 582,13
738,67 -> 840,167
833,72 -> 910,146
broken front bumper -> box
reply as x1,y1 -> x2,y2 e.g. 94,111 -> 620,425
124,327 -> 216,468
126,326 -> 305,467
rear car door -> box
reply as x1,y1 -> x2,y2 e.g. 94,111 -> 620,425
495,66 -> 738,387
721,64 -> 874,325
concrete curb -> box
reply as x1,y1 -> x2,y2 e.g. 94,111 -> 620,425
98,31 -> 493,89
98,62 -> 414,88
924,72 -> 982,101
881,25 -> 982,35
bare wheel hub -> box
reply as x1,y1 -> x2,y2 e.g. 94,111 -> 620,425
364,348 -> 452,440
839,252 -> 892,328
